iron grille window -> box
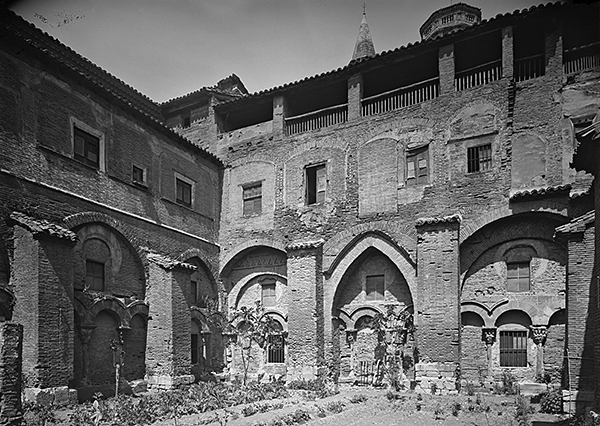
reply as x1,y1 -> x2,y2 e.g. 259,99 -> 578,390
467,144 -> 492,173
500,330 -> 527,367
191,333 -> 199,364
366,275 -> 384,301
176,178 -> 192,207
406,147 -> 429,186
261,283 -> 276,307
243,183 -> 262,216
74,127 -> 100,168
85,259 -> 104,291
507,262 -> 530,292
267,334 -> 285,363
306,164 -> 326,205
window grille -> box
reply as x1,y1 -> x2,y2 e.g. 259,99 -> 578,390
500,330 -> 527,367
243,183 -> 262,216
467,144 -> 492,173
267,334 -> 285,363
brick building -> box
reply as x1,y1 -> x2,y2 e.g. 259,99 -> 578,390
1,0 -> 600,409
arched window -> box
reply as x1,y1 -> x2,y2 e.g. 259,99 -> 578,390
496,310 -> 531,367
267,321 -> 285,364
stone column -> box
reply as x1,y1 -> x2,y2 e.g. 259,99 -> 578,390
438,44 -> 455,95
501,26 -> 514,79
145,253 -> 195,389
347,73 -> 363,121
9,213 -> 77,404
273,95 -> 288,136
531,325 -> 548,377
286,240 -> 325,380
482,327 -> 496,377
78,326 -> 95,386
0,322 -> 23,426
414,214 -> 461,393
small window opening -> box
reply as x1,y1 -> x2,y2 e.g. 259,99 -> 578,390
261,282 -> 276,307
500,330 -> 527,367
176,178 -> 192,207
306,164 -> 326,205
243,183 -> 262,216
74,127 -> 100,168
85,259 -> 104,291
132,165 -> 145,184
366,275 -> 384,301
507,261 -> 530,292
467,144 -> 492,173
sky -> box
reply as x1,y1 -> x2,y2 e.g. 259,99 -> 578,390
10,0 -> 559,103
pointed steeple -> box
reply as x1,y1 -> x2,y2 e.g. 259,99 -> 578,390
352,6 -> 375,61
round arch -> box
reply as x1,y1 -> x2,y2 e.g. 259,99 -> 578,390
89,298 -> 131,328
229,272 -> 287,311
220,239 -> 287,278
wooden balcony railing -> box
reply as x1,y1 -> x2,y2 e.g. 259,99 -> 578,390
564,41 -> 600,74
284,103 -> 348,136
455,59 -> 502,91
361,77 -> 439,116
514,54 -> 545,82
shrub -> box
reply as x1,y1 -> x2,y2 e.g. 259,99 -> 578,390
242,404 -> 260,417
465,381 -> 475,396
349,394 -> 368,404
515,395 -> 534,426
451,401 -> 461,416
540,390 -> 563,414
430,382 -> 438,395
500,371 -> 517,395
325,401 -> 345,414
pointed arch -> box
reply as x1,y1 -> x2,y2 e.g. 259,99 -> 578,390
220,238 -> 287,278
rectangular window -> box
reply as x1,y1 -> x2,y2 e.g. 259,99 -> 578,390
306,164 -> 326,205
191,333 -> 199,364
132,165 -> 145,185
366,275 -> 384,301
507,262 -> 530,292
243,183 -> 262,216
406,148 -> 429,186
500,330 -> 528,367
191,280 -> 198,305
74,127 -> 100,168
85,259 -> 104,291
183,114 -> 191,128
261,283 -> 276,307
267,334 -> 285,363
467,144 -> 492,173
176,178 -> 192,207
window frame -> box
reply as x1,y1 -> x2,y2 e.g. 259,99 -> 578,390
366,274 -> 385,301
261,281 -> 276,307
174,172 -> 194,208
305,163 -> 327,206
267,333 -> 285,364
499,330 -> 528,367
467,144 -> 492,173
242,182 -> 263,216
406,146 -> 429,186
85,259 -> 105,291
70,118 -> 105,171
506,261 -> 531,293
132,164 -> 146,186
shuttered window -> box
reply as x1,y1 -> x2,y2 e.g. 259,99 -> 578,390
406,147 -> 429,186
243,183 -> 262,216
74,127 -> 100,168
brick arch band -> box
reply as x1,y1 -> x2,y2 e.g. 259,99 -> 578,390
219,237 -> 287,278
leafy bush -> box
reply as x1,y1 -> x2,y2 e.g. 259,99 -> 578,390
349,393 -> 368,404
287,377 -> 337,398
515,395 -> 535,426
464,381 -> 475,396
540,389 -> 563,414
325,401 -> 345,414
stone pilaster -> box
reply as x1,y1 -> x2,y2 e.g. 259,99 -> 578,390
347,73 -> 363,121
286,240 -> 324,380
273,95 -> 288,136
482,327 -> 496,377
145,253 -> 195,389
531,325 -> 548,377
10,214 -> 76,397
414,214 -> 461,394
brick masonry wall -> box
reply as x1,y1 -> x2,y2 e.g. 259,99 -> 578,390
0,322 -> 23,425
416,221 -> 460,364
567,226 -> 595,390
460,326 -> 487,383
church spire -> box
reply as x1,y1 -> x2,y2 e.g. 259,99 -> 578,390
352,6 -> 375,61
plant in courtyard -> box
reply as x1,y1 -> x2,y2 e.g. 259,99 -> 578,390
540,389 -> 563,414
372,305 -> 416,388
227,302 -> 280,385
514,395 -> 535,426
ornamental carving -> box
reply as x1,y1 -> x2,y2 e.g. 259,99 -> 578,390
530,325 -> 547,345
482,327 -> 496,345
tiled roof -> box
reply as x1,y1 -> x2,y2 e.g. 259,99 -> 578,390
9,212 -> 78,242
214,1 -> 566,107
2,9 -> 224,167
415,214 -> 462,227
509,184 -> 571,200
555,210 -> 594,234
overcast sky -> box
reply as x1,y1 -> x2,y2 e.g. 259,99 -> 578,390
10,0 -> 558,103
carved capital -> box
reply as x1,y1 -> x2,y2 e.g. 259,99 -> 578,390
346,329 -> 357,344
530,325 -> 548,345
78,326 -> 95,345
482,327 -> 496,345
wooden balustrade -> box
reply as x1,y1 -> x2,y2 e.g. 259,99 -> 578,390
361,77 -> 439,117
455,60 -> 502,91
284,104 -> 348,136
514,54 -> 545,82
564,41 -> 600,75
